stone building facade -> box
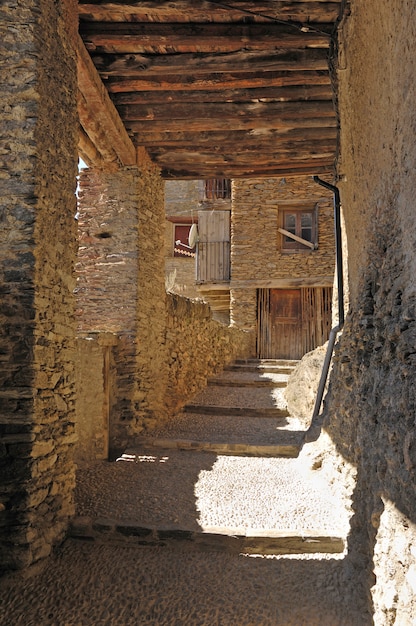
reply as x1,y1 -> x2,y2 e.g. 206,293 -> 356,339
231,175 -> 335,359
165,175 -> 335,359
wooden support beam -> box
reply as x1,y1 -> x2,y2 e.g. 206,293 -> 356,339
131,127 -> 338,148
149,142 -> 337,161
119,100 -> 335,122
77,34 -> 136,167
78,2 -> 342,24
161,161 -> 335,180
126,115 -> 337,133
92,48 -> 329,77
106,70 -> 332,93
152,151 -> 335,167
78,124 -> 106,166
80,22 -> 331,54
112,84 -> 334,106
231,277 -> 335,289
278,227 -> 316,249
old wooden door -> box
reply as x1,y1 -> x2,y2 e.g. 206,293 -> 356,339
257,287 -> 332,359
270,289 -> 302,359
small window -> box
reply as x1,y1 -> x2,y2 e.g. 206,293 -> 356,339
281,208 -> 316,250
174,223 -> 196,257
204,179 -> 231,200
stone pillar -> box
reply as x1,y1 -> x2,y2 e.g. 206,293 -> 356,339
75,151 -> 167,453
0,0 -> 78,572
133,148 -> 168,434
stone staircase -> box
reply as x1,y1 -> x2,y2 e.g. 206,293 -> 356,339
72,359 -> 347,557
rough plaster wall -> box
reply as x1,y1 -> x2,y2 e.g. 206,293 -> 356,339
322,1 -> 416,621
0,0 -> 78,572
165,179 -> 201,216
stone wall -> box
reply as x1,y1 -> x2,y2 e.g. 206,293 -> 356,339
232,176 -> 335,284
76,297 -> 253,457
164,294 -> 253,419
76,167 -> 140,333
75,152 -> 168,452
321,1 -> 416,621
0,0 -> 78,572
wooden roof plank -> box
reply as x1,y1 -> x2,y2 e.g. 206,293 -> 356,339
160,162 -> 335,180
130,126 -> 338,146
126,115 -> 337,133
78,2 -> 342,24
145,139 -> 338,155
92,48 -> 330,76
80,22 -> 331,54
106,70 -> 332,93
118,100 -> 336,121
111,84 -> 334,105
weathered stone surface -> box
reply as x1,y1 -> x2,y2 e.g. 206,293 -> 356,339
319,2 -> 416,621
0,0 -> 78,574
285,342 -> 328,426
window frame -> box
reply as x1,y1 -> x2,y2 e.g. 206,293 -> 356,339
280,205 -> 318,252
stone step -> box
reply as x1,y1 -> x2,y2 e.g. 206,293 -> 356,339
69,516 -> 345,556
235,358 -> 299,367
183,404 -> 290,418
208,378 -> 287,388
125,438 -> 301,458
224,364 -> 296,374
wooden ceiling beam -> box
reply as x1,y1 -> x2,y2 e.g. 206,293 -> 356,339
146,139 -> 337,157
80,22 -> 331,54
106,70 -> 332,93
160,161 -> 335,180
131,126 -> 338,147
126,115 -> 337,133
92,48 -> 329,76
111,84 -> 334,105
149,149 -> 336,167
78,2 -> 342,24
77,34 -> 136,167
119,100 -> 335,122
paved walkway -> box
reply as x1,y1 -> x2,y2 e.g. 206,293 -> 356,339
0,360 -> 372,625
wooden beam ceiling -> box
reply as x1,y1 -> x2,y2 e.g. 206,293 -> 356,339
78,0 -> 342,179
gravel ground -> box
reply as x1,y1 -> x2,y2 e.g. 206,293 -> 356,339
76,447 -> 350,535
0,540 -> 372,626
76,366 -> 351,535
0,361 -> 365,625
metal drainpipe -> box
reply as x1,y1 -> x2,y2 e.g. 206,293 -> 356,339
308,176 -> 345,424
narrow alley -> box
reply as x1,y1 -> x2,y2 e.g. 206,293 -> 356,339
0,361 -> 370,625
